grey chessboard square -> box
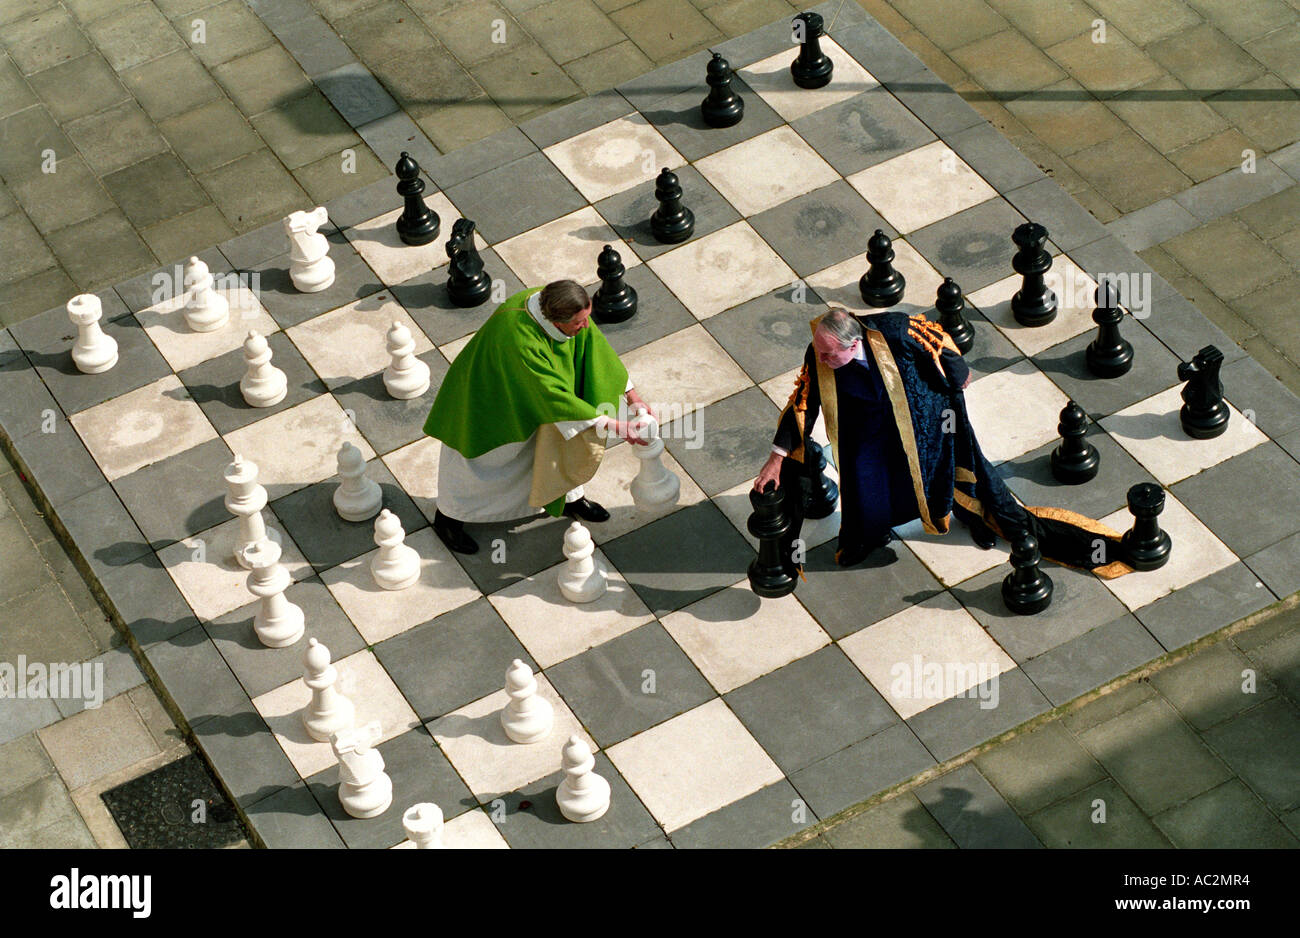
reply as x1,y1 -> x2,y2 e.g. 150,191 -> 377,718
544,622 -> 716,747
712,15 -> 796,69
59,484 -> 152,580
888,71 -> 985,137
906,666 -> 1051,763
1173,443 -> 1300,558
443,152 -> 586,244
1246,530 -> 1300,600
244,781 -> 345,849
806,0 -> 869,28
914,763 -> 1042,848
270,464 -> 426,572
829,19 -> 925,87
519,89 -> 634,151
0,340 -> 57,441
329,350 -> 449,456
114,247 -> 231,314
945,122 -> 1046,193
355,112 -> 439,178
145,625 -> 252,728
593,164 -> 741,263
585,264 -> 697,355
326,178 -> 404,232
795,540 -> 943,640
725,644 -> 899,774
616,50 -> 713,114
999,431 -> 1158,520
1033,321 -> 1182,418
957,308 -> 1025,380
451,510 -> 570,595
790,87 -> 937,177
1222,355 -> 1300,439
429,127 -> 537,191
1137,562 -> 1275,651
391,248 -> 525,347
602,500 -> 755,616
1004,178 -> 1110,252
98,551 -> 201,647
8,418 -> 105,506
194,703 -> 300,809
178,330 -> 327,436
1142,288 -> 1248,367
206,576 -> 364,699
112,436 -> 235,548
788,721 -> 936,819
220,220 -> 293,272
749,180 -> 892,279
703,282 -> 825,384
256,231 -> 385,328
316,63 -> 399,126
493,750 -> 661,849
307,726 -> 477,848
907,198 -> 1030,294
670,778 -> 814,849
663,388 -> 779,497
375,598 -> 531,721
1066,235 -> 1159,294
638,76 -> 784,162
1022,614 -> 1164,706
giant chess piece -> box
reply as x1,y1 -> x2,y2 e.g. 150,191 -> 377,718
790,12 -> 833,89
500,659 -> 553,744
67,294 -> 118,374
1002,534 -> 1053,615
240,331 -> 287,408
1050,401 -> 1100,484
700,51 -> 744,128
1086,278 -> 1133,378
224,455 -> 274,569
591,245 -> 637,324
558,521 -> 607,604
859,229 -> 905,308
284,206 -> 336,293
332,722 -> 393,819
383,321 -> 431,399
244,538 -> 305,648
747,482 -> 797,598
628,413 -> 680,508
650,168 -> 694,244
1177,345 -> 1230,439
1121,482 -> 1172,571
301,637 -> 355,743
394,152 -> 440,246
1010,222 -> 1057,327
402,803 -> 444,849
935,277 -> 974,355
370,508 -> 420,590
445,218 -> 492,307
801,437 -> 838,520
334,441 -> 383,522
556,735 -> 610,823
182,256 -> 230,332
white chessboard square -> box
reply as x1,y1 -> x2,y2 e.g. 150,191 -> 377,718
285,293 -> 434,389
618,324 -> 754,420
807,240 -> 942,317
970,256 -> 1098,357
739,37 -> 880,123
71,375 -> 218,482
965,359 -> 1072,465
388,807 -> 509,848
847,141 -> 997,234
606,697 -> 784,832
381,436 -> 441,524
439,332 -> 474,365
695,127 -> 840,217
543,113 -> 686,203
343,194 -> 487,286
252,648 -> 421,779
1100,385 -> 1267,486
647,221 -> 796,319
892,516 -> 1010,588
659,578 -> 831,693
426,673 -> 595,800
135,280 -> 278,372
494,206 -> 641,287
577,440 -> 708,544
838,592 -> 1015,720
1099,491 -> 1238,610
760,366 -> 803,408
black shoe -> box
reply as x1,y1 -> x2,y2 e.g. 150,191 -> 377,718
970,520 -> 997,550
562,497 -> 610,523
835,533 -> 892,567
434,510 -> 479,555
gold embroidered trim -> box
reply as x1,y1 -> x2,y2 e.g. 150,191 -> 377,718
955,466 -> 977,484
865,327 -> 937,534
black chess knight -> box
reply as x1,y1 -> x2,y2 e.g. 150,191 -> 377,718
445,218 -> 491,307
1177,345 -> 1230,439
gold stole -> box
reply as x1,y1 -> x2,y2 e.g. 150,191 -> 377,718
529,424 -> 605,508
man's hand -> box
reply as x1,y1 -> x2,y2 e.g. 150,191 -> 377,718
753,452 -> 783,491
626,388 -> 657,422
613,419 -> 650,446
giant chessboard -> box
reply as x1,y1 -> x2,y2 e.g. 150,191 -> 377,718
3,6 -> 1300,850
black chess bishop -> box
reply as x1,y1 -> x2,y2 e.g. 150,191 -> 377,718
394,152 -> 440,246
701,52 -> 744,128
800,438 -> 838,520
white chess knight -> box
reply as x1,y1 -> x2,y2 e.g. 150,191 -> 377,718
301,637 -> 355,743
240,331 -> 287,408
402,803 -> 444,849
628,412 -> 680,508
370,508 -> 419,590
556,735 -> 610,823
383,321 -> 430,400
558,521 -> 606,603
332,722 -> 393,819
67,294 -> 118,374
500,659 -> 552,744
224,455 -> 276,569
284,206 -> 335,293
334,441 -> 382,522
243,538 -> 305,648
181,256 -> 230,332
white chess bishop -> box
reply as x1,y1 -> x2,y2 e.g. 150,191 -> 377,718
284,206 -> 335,293
558,521 -> 606,603
301,637 -> 355,743
383,321 -> 430,400
243,538 -> 305,648
500,658 -> 552,744
334,442 -> 382,522
370,509 -> 419,590
332,722 -> 392,819
556,735 -> 610,823
182,256 -> 230,332
629,413 -> 680,508
240,331 -> 287,407
67,294 -> 118,374
402,803 -> 444,849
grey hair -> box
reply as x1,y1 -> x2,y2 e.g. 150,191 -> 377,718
817,308 -> 863,347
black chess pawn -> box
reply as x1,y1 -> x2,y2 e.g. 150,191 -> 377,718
801,438 -> 839,520
650,168 -> 695,244
790,12 -> 833,89
1050,401 -> 1100,484
1002,534 -> 1053,615
394,152 -> 440,246
859,230 -> 905,308
748,482 -> 798,598
591,245 -> 637,324
1121,482 -> 1172,571
935,277 -> 973,354
1177,345 -> 1230,439
1010,222 -> 1057,327
1086,278 -> 1133,377
445,218 -> 492,307
700,52 -> 744,128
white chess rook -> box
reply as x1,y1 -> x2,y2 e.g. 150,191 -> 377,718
629,414 -> 680,508
240,331 -> 287,408
284,206 -> 336,293
244,538 -> 305,648
332,722 -> 393,819
383,321 -> 431,400
301,637 -> 355,743
67,294 -> 118,374
556,735 -> 610,823
402,803 -> 444,849
370,509 -> 420,590
182,256 -> 230,332
500,658 -> 553,744
334,441 -> 383,522
558,521 -> 607,603
224,455 -> 274,569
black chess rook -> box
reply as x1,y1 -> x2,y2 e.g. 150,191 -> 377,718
1002,533 -> 1053,615
1010,222 -> 1057,327
445,218 -> 492,307
748,482 -> 798,598
1050,400 -> 1100,484
801,438 -> 838,520
935,277 -> 973,354
591,245 -> 637,324
700,51 -> 744,128
859,229 -> 905,308
650,168 -> 695,244
394,152 -> 440,246
1177,345 -> 1230,439
1086,278 -> 1133,377
790,11 -> 833,89
1121,482 -> 1172,571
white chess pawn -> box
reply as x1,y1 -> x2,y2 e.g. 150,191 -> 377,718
239,331 -> 287,408
224,455 -> 275,569
67,294 -> 118,374
334,442 -> 382,522
332,722 -> 393,819
402,803 -> 444,849
301,637 -> 355,743
284,206 -> 336,293
556,735 -> 610,823
383,321 -> 431,400
244,538 -> 305,648
500,658 -> 552,744
558,521 -> 606,603
182,256 -> 230,332
629,413 -> 680,508
370,508 -> 419,590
